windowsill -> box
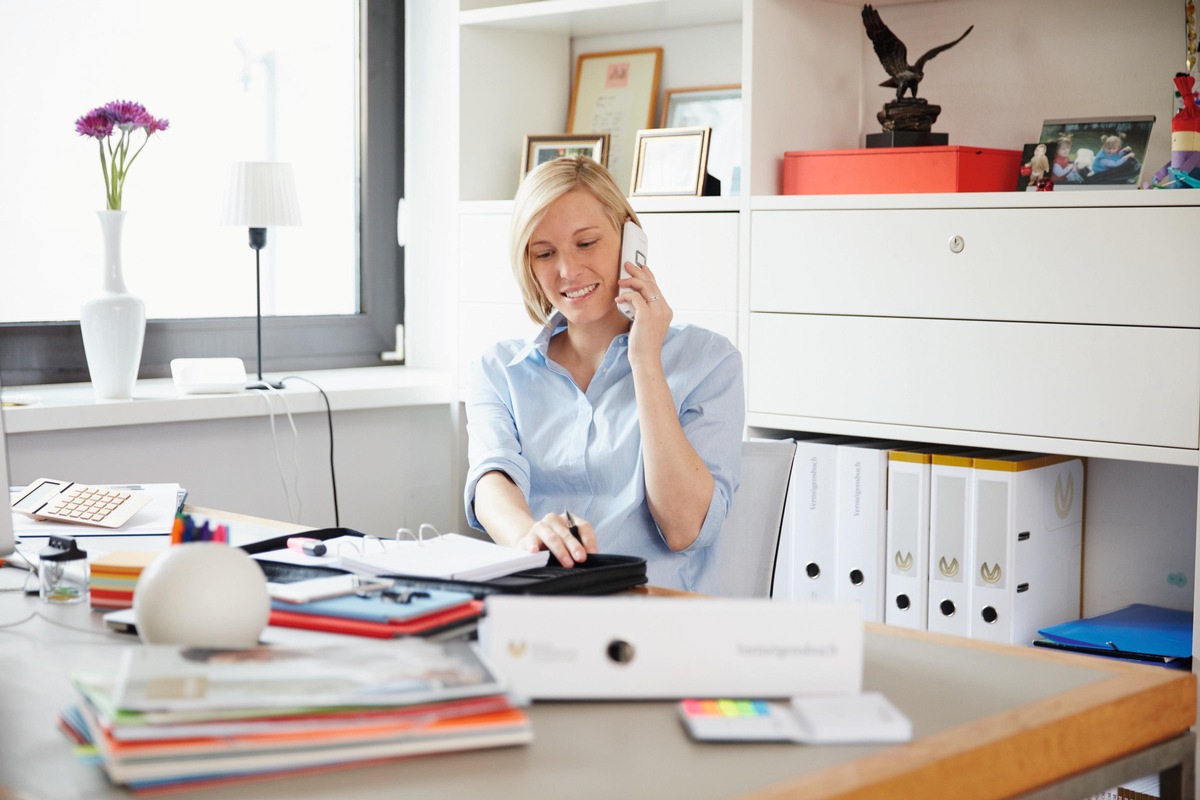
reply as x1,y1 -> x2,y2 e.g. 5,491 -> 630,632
1,366 -> 453,434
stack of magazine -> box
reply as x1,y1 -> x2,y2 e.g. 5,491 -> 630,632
61,640 -> 531,794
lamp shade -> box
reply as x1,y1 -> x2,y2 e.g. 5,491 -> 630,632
221,162 -> 302,227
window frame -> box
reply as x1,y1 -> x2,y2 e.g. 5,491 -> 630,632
0,0 -> 404,387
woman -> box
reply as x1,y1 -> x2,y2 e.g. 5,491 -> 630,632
463,156 -> 744,593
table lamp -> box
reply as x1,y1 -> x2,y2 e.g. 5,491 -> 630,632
220,161 -> 301,389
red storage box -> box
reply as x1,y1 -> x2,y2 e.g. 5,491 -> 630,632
782,146 -> 1022,194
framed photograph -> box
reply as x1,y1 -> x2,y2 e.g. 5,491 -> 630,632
660,85 -> 741,195
630,127 -> 712,197
1014,141 -> 1056,192
521,133 -> 610,177
1036,116 -> 1156,189
567,48 -> 663,195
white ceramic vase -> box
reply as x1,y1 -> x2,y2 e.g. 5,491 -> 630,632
80,210 -> 146,400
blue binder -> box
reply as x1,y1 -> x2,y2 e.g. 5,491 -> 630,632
1036,604 -> 1192,661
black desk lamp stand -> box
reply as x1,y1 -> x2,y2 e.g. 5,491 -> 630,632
247,226 -> 284,390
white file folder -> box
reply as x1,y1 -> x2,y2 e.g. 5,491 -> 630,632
833,440 -> 906,622
927,450 -> 1007,638
884,445 -> 967,630
773,436 -> 859,601
480,596 -> 864,700
969,454 -> 1085,645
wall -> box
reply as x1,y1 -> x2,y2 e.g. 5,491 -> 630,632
6,404 -> 456,537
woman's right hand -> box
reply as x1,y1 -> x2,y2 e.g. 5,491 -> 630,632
516,512 -> 596,567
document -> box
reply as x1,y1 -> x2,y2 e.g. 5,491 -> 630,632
337,533 -> 549,582
884,445 -> 966,630
927,451 -> 1006,638
773,436 -> 859,602
969,454 -> 1084,645
833,440 -> 906,622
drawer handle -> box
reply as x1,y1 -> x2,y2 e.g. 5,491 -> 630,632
949,235 -> 965,254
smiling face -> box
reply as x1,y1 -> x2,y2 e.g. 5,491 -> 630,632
528,187 -> 625,328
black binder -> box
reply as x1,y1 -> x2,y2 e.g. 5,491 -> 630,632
241,528 -> 647,598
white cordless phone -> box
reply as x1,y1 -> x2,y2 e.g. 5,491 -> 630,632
617,219 -> 648,320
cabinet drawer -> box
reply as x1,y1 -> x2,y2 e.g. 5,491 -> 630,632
750,207 -> 1200,327
747,313 -> 1200,449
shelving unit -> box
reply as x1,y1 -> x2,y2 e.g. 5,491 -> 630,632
450,0 -> 1199,661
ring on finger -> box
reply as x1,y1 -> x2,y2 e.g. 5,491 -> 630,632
648,294 -> 660,302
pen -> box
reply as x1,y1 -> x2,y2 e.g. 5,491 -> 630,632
565,510 -> 580,542
287,537 -> 328,557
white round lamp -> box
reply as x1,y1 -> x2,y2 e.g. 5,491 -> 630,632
133,543 -> 270,647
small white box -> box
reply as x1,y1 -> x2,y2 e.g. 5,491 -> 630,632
170,358 -> 247,394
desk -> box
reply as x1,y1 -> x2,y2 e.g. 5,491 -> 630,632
0,510 -> 1195,800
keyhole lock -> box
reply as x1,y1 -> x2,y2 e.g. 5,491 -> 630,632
949,235 -> 965,254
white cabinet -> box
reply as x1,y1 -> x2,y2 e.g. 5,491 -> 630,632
746,192 -> 1200,656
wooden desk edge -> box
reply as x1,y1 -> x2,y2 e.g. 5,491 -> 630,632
745,624 -> 1197,800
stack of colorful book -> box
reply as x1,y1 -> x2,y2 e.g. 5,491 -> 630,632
268,586 -> 485,639
61,640 -> 530,794
89,551 -> 160,610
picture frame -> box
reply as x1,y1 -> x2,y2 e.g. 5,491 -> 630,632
660,85 -> 742,195
567,48 -> 663,195
521,133 -> 610,178
630,127 -> 713,197
1035,116 -> 1156,190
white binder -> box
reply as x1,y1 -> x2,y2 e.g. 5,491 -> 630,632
884,445 -> 966,630
833,440 -> 906,622
773,436 -> 859,601
969,454 -> 1084,645
927,450 -> 1007,638
480,596 -> 864,700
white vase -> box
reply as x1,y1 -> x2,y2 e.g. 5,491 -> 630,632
80,210 -> 146,400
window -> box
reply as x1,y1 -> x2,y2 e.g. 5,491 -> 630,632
0,0 -> 403,385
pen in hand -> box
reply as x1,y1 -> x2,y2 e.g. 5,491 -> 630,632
565,510 -> 580,542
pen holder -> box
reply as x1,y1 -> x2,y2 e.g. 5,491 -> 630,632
39,535 -> 89,604
133,542 -> 270,647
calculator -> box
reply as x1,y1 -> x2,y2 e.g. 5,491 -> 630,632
11,478 -> 152,528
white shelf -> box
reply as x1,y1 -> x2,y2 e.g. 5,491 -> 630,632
459,0 -> 741,36
2,367 -> 453,434
752,190 -> 1200,211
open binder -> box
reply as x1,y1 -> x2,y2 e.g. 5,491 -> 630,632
242,528 -> 647,598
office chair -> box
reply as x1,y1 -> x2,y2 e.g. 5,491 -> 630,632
715,439 -> 797,598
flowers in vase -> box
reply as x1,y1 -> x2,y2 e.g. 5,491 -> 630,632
74,100 -> 170,211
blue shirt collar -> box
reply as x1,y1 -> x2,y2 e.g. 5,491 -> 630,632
506,312 -> 632,367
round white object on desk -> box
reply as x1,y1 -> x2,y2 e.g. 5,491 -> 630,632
133,543 -> 270,647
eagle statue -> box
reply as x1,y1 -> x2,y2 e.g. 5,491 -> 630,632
862,5 -> 973,103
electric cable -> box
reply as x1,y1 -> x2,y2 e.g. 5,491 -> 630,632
254,387 -> 301,523
281,376 -> 340,528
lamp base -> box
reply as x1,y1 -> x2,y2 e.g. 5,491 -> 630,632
246,380 -> 285,391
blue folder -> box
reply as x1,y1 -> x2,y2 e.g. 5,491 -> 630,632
1036,604 -> 1192,661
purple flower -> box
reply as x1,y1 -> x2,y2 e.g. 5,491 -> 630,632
75,99 -> 169,210
74,111 -> 114,140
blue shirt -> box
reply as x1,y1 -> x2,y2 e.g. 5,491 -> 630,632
464,315 -> 745,593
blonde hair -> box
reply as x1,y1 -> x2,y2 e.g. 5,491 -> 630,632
510,156 -> 640,326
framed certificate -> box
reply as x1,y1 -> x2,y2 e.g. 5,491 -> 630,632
567,48 -> 662,194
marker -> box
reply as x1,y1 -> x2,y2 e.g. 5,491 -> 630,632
287,537 -> 328,557
565,510 -> 580,542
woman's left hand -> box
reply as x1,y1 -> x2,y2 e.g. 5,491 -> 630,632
618,261 -> 672,361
